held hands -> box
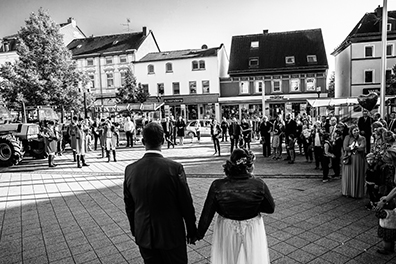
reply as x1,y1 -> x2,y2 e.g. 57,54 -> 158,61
187,235 -> 198,245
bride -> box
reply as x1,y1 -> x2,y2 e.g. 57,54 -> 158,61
197,148 -> 275,264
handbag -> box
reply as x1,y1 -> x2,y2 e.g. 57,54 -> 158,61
342,153 -> 351,165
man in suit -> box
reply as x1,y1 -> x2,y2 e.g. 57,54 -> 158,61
124,122 -> 197,264
259,116 -> 272,157
161,117 -> 174,148
357,109 -> 373,153
284,114 -> 297,161
229,117 -> 241,153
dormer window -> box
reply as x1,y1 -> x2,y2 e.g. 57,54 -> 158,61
285,56 -> 295,65
307,55 -> 317,63
250,41 -> 259,49
249,58 -> 259,68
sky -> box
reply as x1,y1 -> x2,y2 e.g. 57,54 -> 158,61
1,0 -> 396,74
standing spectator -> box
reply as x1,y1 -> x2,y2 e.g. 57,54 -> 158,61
332,130 -> 343,178
284,114 -> 297,161
259,116 -> 272,157
195,120 -> 201,143
124,116 -> 135,148
321,115 -> 330,133
210,119 -> 222,156
68,116 -> 78,162
301,122 -> 313,163
374,112 -> 388,129
123,123 -> 197,263
220,117 -> 229,142
229,117 -> 241,153
175,116 -> 186,146
295,119 -> 303,155
358,109 -> 373,154
42,120 -> 58,167
322,133 -> 335,183
272,115 -> 285,160
103,119 -> 117,162
287,134 -> 296,164
98,119 -> 106,158
240,118 -> 252,150
365,153 -> 380,210
161,117 -> 175,148
387,112 -> 396,133
76,118 -> 89,168
312,121 -> 323,170
196,149 -> 275,264
55,121 -> 63,156
329,117 -> 338,143
170,115 -> 177,145
342,125 -> 366,198
91,118 -> 100,151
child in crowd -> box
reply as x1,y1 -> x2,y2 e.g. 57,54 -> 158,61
365,153 -> 380,210
322,133 -> 335,183
287,134 -> 296,164
301,125 -> 313,162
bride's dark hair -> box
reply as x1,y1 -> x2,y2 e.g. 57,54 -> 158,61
223,148 -> 256,177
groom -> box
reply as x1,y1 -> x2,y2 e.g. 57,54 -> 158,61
124,122 -> 197,264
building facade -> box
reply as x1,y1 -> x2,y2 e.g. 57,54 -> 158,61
67,27 -> 160,106
331,6 -> 396,98
134,44 -> 229,120
0,17 -> 85,66
221,29 -> 328,120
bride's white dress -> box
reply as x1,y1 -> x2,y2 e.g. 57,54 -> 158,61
211,214 -> 270,264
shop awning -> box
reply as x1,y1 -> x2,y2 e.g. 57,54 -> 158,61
307,98 -> 358,107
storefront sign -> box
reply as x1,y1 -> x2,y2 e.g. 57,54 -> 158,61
164,98 -> 183,103
290,78 -> 300,92
269,95 -> 284,100
306,78 -> 316,91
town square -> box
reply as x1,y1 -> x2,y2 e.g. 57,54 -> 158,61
2,0 -> 396,263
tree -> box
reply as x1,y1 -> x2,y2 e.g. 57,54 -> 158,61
0,8 -> 92,113
115,67 -> 150,104
386,64 -> 396,95
327,71 -> 335,98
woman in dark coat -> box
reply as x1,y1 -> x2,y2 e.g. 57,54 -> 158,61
42,120 -> 58,167
175,116 -> 186,146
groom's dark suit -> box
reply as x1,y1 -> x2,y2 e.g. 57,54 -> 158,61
124,151 -> 197,263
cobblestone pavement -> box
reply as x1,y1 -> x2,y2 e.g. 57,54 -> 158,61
0,138 -> 395,263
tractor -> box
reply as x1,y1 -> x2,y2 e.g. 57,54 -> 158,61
0,105 -> 58,167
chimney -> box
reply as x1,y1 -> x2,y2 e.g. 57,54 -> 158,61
263,29 -> 269,34
67,17 -> 76,27
375,5 -> 383,17
142,26 -> 147,36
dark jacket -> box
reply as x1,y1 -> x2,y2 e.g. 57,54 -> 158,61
197,174 -> 275,239
358,116 -> 373,137
259,121 -> 272,138
124,152 -> 197,249
229,121 -> 241,137
285,119 -> 297,137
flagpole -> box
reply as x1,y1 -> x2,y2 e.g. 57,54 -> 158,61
380,0 -> 388,116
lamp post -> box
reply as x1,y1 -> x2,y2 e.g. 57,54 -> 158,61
316,86 -> 321,119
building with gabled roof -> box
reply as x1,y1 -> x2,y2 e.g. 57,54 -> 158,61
331,6 -> 396,99
0,17 -> 85,65
221,28 -> 328,120
134,44 -> 229,120
68,27 -> 160,106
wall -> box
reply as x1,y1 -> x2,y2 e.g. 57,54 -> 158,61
334,46 -> 351,98
135,31 -> 160,61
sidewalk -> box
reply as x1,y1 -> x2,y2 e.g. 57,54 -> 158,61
0,138 -> 395,263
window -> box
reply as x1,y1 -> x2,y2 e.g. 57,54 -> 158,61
254,81 -> 263,93
239,81 -> 249,94
199,60 -> 205,69
272,80 -> 281,92
120,71 -> 126,86
172,82 -> 180,95
290,78 -> 300,92
249,58 -> 259,68
148,64 -> 154,74
386,70 -> 392,81
307,55 -> 317,63
365,46 -> 374,57
192,61 -> 199,70
365,70 -> 374,83
388,23 -> 392,31
251,41 -> 259,49
192,60 -> 205,70
142,84 -> 149,93
202,80 -> 210,94
189,81 -> 197,94
387,44 -> 393,56
166,63 -> 173,73
87,58 -> 94,66
120,56 -> 127,63
105,57 -> 113,64
88,74 -> 95,88
285,56 -> 295,65
157,83 -> 164,95
305,78 -> 316,91
106,73 -> 114,87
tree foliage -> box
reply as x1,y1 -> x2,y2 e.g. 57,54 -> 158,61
327,71 -> 335,98
115,67 -> 150,104
386,64 -> 396,95
0,8 -> 92,112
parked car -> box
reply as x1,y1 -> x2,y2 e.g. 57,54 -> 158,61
185,119 -> 213,138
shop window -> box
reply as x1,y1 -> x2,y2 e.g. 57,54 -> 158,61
290,78 -> 300,92
88,74 -> 95,88
120,71 -> 126,86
